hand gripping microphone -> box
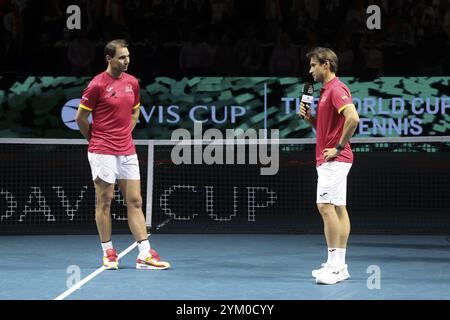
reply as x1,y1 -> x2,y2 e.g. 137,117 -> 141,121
300,82 -> 314,119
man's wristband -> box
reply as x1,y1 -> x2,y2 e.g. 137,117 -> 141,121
336,143 -> 345,151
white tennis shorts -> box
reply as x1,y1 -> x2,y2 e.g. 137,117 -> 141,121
316,161 -> 352,206
87,152 -> 140,184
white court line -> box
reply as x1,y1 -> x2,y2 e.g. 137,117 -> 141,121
54,235 -> 148,300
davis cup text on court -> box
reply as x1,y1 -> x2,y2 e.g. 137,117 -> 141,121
176,304 -> 274,317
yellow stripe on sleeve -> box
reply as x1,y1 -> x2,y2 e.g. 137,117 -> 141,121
79,104 -> 93,111
133,103 -> 141,110
338,104 -> 352,114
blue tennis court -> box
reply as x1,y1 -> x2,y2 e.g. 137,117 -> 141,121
1,234 -> 449,300
1,138 -> 450,302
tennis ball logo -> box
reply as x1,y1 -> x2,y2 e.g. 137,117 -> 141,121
61,99 -> 91,130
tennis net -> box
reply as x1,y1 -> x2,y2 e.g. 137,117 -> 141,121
1,136 -> 449,234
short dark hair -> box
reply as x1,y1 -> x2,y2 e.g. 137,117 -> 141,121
306,47 -> 339,73
104,39 -> 128,59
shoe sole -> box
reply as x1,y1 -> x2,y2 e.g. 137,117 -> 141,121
316,279 -> 339,285
315,274 -> 350,284
103,265 -> 119,270
136,263 -> 170,270
313,272 -> 350,279
316,277 -> 348,285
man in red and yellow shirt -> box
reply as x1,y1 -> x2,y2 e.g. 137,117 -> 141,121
299,47 -> 360,285
76,39 -> 170,270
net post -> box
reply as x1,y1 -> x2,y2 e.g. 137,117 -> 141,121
145,140 -> 155,229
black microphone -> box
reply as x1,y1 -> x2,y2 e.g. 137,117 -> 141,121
299,82 -> 314,119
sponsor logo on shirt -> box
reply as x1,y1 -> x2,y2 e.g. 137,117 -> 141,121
321,97 -> 327,102
106,86 -> 117,98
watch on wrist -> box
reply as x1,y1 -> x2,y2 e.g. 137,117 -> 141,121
336,143 -> 345,151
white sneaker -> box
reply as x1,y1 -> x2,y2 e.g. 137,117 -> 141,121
312,263 -> 350,279
315,265 -> 349,285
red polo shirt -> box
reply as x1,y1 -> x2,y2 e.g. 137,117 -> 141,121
315,77 -> 354,167
79,71 -> 140,155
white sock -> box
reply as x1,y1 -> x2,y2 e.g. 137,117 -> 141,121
327,248 -> 338,266
101,240 -> 113,256
335,248 -> 346,267
137,239 -> 151,254
327,248 -> 346,267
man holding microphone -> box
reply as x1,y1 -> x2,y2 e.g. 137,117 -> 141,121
299,47 -> 360,285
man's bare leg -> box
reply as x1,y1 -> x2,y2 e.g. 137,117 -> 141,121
94,177 -> 115,242
317,203 -> 340,248
117,179 -> 147,241
335,205 -> 350,248
118,179 -> 170,270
